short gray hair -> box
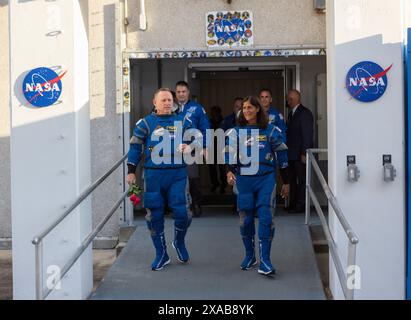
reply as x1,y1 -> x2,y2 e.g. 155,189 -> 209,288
153,88 -> 172,100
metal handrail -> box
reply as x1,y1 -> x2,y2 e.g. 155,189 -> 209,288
305,149 -> 359,300
32,153 -> 129,300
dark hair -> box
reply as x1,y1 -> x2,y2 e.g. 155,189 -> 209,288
259,88 -> 272,96
233,96 -> 243,102
237,96 -> 268,128
175,80 -> 189,89
211,105 -> 222,113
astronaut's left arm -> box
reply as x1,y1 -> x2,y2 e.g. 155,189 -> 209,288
269,126 -> 289,185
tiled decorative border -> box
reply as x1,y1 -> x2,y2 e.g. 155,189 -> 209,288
125,48 -> 326,60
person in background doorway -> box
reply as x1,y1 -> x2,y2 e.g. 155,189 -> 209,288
225,96 -> 289,275
222,97 -> 243,131
175,81 -> 211,217
259,88 -> 287,134
208,105 -> 227,194
285,89 -> 314,213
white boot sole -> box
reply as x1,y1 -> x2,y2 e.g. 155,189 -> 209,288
257,268 -> 276,276
172,241 -> 189,264
152,258 -> 170,271
241,260 -> 258,270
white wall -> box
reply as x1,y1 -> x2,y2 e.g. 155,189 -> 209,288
327,0 -> 406,299
9,0 -> 92,299
0,0 -> 125,251
0,0 -> 11,249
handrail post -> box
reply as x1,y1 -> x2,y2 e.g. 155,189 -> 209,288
305,148 -> 359,300
34,240 -> 43,300
125,195 -> 133,227
305,150 -> 312,225
346,240 -> 357,300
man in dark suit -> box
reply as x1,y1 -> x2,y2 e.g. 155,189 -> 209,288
286,90 -> 314,213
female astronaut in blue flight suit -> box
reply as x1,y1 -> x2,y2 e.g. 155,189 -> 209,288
126,88 -> 201,271
225,96 -> 290,275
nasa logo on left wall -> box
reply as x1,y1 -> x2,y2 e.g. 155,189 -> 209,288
22,67 -> 67,107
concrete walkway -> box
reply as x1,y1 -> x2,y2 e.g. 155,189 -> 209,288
91,208 -> 325,300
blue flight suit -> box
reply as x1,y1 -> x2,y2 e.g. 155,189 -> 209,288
176,100 -> 211,150
225,124 -> 288,275
176,100 -> 211,214
128,112 -> 201,270
267,106 -> 289,196
267,106 -> 287,137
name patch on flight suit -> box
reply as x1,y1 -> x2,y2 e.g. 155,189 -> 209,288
257,135 -> 267,149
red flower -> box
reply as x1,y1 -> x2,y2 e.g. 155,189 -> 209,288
130,194 -> 141,206
128,184 -> 142,207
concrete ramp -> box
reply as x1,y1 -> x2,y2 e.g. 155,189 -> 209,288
91,208 -> 325,300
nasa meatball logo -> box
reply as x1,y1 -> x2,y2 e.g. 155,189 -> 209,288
346,61 -> 392,103
23,67 -> 67,107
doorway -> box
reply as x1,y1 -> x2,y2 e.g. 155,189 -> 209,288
188,62 -> 298,205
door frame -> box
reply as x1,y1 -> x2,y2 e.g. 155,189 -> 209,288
187,61 -> 300,92
187,61 -> 300,118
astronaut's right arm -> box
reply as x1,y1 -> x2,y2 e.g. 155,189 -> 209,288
127,119 -> 149,184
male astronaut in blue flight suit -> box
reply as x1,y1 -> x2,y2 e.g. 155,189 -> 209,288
225,96 -> 289,275
259,88 -> 287,134
127,88 -> 201,271
175,81 -> 210,217
259,88 -> 289,207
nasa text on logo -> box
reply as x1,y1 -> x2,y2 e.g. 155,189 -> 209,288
23,67 -> 67,107
346,61 -> 392,103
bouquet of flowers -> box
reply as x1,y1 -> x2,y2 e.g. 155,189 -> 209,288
127,183 -> 142,207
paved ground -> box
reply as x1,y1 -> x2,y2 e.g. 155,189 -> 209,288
0,250 -> 12,300
0,249 -> 116,300
0,207 -> 329,300
91,208 -> 326,300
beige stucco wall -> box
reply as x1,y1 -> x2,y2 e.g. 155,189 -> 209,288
126,0 -> 326,50
89,0 -> 123,247
0,0 -> 11,246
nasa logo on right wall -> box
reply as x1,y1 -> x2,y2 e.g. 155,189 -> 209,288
346,61 -> 393,103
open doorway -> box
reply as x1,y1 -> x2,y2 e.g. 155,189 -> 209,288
188,62 -> 298,205
128,56 -> 326,207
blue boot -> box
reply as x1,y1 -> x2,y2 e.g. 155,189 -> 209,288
151,233 -> 170,271
241,237 -> 257,270
172,228 -> 189,263
258,239 -> 276,275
